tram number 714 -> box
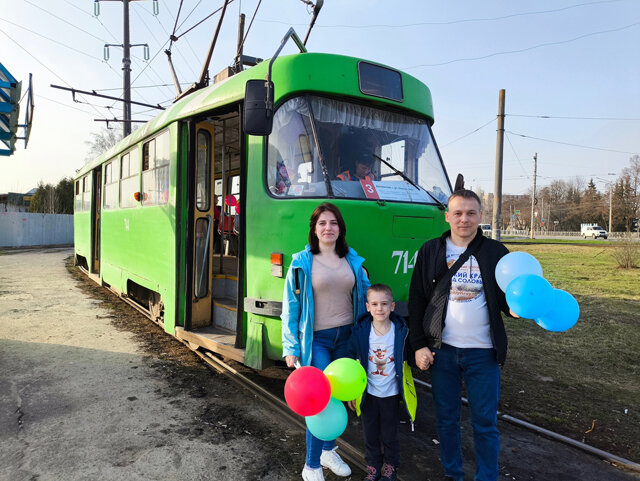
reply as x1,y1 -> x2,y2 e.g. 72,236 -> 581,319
391,250 -> 418,275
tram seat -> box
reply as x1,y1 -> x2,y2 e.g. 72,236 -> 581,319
218,216 -> 235,235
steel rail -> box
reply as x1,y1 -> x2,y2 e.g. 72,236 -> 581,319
181,347 -> 392,478
413,378 -> 640,472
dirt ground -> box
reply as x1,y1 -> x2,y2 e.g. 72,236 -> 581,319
1,248 -> 638,481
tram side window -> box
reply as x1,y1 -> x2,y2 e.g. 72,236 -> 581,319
142,130 -> 170,206
120,149 -> 140,208
75,180 -> 82,211
103,160 -> 118,209
266,97 -> 326,198
82,174 -> 91,211
196,130 -> 211,211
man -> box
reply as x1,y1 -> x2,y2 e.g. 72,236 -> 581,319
408,189 -> 513,481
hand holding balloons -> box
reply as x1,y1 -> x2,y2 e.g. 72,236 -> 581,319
497,252 -> 579,332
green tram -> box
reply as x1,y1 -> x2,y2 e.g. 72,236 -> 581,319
73,44 -> 452,369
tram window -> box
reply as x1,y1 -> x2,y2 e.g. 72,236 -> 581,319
75,180 -> 82,211
103,160 -> 118,210
142,130 -> 170,206
82,174 -> 91,211
193,217 -> 210,298
266,97 -> 327,198
196,130 -> 211,211
358,62 -> 403,102
120,149 -> 140,209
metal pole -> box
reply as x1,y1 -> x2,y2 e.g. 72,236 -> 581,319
609,184 -> 613,232
235,13 -> 246,72
123,0 -> 132,136
492,89 -> 505,241
530,152 -> 537,239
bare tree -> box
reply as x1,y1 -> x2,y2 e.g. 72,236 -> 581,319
85,128 -> 122,163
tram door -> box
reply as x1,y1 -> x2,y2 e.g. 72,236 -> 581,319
191,122 -> 216,329
91,167 -> 102,274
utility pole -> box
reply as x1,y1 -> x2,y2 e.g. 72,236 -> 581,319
122,0 -> 132,136
609,184 -> 613,232
530,152 -> 537,239
98,0 -> 150,136
492,89 -> 505,241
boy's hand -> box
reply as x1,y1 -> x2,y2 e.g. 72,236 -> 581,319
347,400 -> 356,411
415,347 -> 435,371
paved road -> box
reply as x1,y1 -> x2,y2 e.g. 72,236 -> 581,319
0,248 -> 303,481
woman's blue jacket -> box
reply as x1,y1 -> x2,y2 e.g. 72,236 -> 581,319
281,245 -> 370,367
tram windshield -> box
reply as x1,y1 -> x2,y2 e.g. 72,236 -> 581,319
267,95 -> 451,204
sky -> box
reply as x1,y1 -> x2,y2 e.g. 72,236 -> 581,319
1,0 -> 639,196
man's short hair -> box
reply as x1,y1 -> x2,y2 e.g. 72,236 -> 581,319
448,189 -> 482,210
367,283 -> 394,301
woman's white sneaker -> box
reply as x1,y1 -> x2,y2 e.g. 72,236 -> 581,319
302,465 -> 325,481
320,448 -> 352,477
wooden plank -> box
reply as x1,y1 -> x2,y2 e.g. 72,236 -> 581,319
175,326 -> 245,363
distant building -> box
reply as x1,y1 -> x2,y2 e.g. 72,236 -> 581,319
0,188 -> 35,212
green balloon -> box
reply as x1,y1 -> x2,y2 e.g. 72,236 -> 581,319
324,358 -> 367,401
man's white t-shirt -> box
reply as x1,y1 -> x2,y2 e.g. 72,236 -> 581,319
366,326 -> 398,398
442,237 -> 493,348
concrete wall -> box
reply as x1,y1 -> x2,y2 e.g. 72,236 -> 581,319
0,212 -> 74,247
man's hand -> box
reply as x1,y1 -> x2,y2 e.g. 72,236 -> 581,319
415,347 -> 435,371
285,355 -> 298,368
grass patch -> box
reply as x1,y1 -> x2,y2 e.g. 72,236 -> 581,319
500,243 -> 640,460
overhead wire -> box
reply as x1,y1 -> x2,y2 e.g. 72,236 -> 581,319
439,117 -> 496,148
507,114 -> 640,121
506,131 -> 639,155
259,0 -> 627,29
0,27 -> 107,119
402,21 -> 640,69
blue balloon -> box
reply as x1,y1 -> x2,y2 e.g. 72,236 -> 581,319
495,252 -> 543,292
535,289 -> 579,332
305,397 -> 348,441
505,274 -> 553,319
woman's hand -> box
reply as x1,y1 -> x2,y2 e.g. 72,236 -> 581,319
285,355 -> 299,368
347,400 -> 356,411
415,347 -> 435,371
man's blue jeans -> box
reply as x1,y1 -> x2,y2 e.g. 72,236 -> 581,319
430,343 -> 500,481
305,325 -> 352,468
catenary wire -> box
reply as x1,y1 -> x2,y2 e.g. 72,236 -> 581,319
402,21 -> 640,69
259,0 -> 627,29
506,131 -> 639,155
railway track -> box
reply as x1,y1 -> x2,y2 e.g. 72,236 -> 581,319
184,343 -> 640,481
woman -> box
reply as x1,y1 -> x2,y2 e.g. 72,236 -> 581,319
282,202 -> 370,481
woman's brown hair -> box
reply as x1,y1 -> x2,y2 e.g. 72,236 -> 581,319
308,202 -> 349,257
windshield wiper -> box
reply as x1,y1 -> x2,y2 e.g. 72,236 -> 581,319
372,154 -> 446,210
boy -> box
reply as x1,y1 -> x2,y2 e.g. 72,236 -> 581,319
348,284 -> 417,481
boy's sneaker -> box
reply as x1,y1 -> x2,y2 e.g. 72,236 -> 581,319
302,465 -> 324,481
363,465 -> 380,481
320,447 -> 351,476
380,463 -> 397,481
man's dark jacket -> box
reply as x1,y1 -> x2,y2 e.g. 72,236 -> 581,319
408,228 -> 511,365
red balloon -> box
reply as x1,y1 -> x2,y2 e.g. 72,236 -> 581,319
284,367 -> 331,416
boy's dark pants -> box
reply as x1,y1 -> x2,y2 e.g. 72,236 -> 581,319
361,394 -> 400,468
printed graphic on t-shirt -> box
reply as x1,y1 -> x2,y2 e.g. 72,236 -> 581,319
447,255 -> 483,303
369,343 -> 394,376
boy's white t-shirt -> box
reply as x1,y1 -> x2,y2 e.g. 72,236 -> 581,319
366,326 -> 398,398
442,237 -> 493,349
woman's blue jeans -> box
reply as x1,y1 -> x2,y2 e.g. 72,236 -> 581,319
305,325 -> 352,468
430,344 -> 500,481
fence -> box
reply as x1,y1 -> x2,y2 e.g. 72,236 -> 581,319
501,229 -> 638,240
0,212 -> 73,247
